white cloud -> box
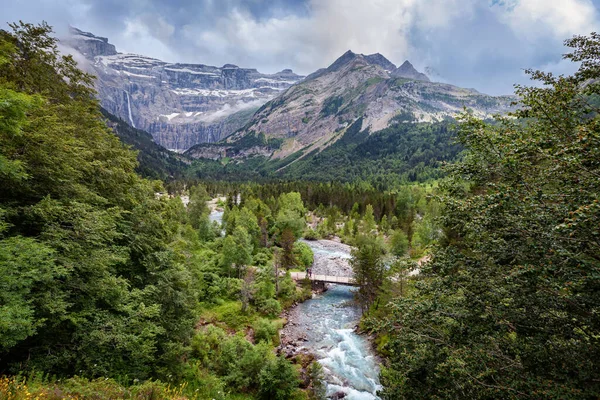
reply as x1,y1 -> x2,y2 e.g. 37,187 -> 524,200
118,15 -> 178,60
181,0 -> 479,74
200,99 -> 266,123
493,0 -> 599,40
4,0 -> 600,94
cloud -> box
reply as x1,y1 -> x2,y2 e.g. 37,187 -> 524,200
2,0 -> 600,94
493,0 -> 599,40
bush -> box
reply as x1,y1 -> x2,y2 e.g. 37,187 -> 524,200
0,375 -> 189,400
253,250 -> 272,267
307,361 -> 327,400
258,298 -> 282,318
278,272 -> 297,301
303,228 -> 320,240
191,325 -> 227,367
258,356 -> 300,400
253,318 -> 278,344
389,229 -> 409,257
217,336 -> 271,391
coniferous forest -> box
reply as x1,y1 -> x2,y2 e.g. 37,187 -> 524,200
1,21 -> 600,400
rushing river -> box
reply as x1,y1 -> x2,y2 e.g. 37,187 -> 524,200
292,241 -> 382,399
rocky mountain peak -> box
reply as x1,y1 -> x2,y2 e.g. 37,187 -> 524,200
328,50 -> 362,71
392,60 -> 430,82
326,50 -> 397,75
364,53 -> 397,71
65,26 -> 117,58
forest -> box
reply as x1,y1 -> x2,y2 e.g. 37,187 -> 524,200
1,21 -> 599,400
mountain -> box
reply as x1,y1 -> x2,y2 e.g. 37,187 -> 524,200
100,108 -> 189,180
187,50 -> 514,161
63,27 -> 304,152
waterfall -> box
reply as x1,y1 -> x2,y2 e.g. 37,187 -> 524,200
124,91 -> 136,128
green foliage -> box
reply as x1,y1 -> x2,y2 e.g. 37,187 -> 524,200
351,235 -> 387,313
303,228 -> 320,240
274,121 -> 460,185
293,241 -> 315,269
0,236 -> 65,351
253,318 -> 279,344
0,22 -> 197,380
187,121 -> 459,186
0,375 -> 194,400
307,361 -> 327,400
221,226 -> 253,277
258,356 -> 301,400
389,229 -> 409,257
278,272 -> 297,301
379,34 -> 600,399
188,184 -> 213,239
257,298 -> 282,318
321,95 -> 344,117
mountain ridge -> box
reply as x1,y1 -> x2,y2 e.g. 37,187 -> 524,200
186,48 -> 514,162
62,27 -> 304,152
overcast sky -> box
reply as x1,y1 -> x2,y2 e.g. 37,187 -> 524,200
2,0 -> 600,94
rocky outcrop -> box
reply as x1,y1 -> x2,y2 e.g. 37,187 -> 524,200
64,27 -> 116,57
391,60 -> 430,82
63,27 -> 303,151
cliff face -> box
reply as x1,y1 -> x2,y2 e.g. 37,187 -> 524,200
64,27 -> 303,151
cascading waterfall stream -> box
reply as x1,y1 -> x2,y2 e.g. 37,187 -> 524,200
124,90 -> 136,128
293,284 -> 382,399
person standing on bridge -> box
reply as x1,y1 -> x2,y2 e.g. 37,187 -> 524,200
307,267 -> 312,279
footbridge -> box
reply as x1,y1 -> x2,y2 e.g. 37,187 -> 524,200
290,271 -> 357,286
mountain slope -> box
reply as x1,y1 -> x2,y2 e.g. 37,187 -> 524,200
63,27 -> 304,151
189,50 -> 514,161
185,119 -> 461,186
100,108 -> 188,180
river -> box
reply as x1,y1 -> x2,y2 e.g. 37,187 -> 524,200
285,240 -> 382,399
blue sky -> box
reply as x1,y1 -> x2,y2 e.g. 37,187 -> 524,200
2,0 -> 600,94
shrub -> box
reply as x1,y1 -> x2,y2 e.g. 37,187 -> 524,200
278,272 -> 297,301
258,298 -> 282,318
258,356 -> 300,400
303,228 -> 320,241
389,229 -> 409,257
217,336 -> 271,391
191,325 -> 227,367
253,318 -> 278,344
